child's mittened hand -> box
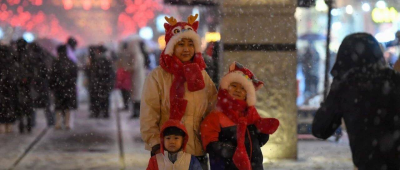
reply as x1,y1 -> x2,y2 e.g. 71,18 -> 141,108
255,118 -> 280,134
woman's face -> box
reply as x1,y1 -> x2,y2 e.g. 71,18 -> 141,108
173,38 -> 195,62
227,82 -> 247,100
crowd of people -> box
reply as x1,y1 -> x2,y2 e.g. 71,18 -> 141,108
0,35 -> 153,133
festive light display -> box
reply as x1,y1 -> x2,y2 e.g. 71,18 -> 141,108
0,0 -> 169,45
118,0 -> 166,39
0,2 -> 71,42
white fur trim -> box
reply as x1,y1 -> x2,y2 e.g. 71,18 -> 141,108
220,71 -> 257,106
164,30 -> 201,56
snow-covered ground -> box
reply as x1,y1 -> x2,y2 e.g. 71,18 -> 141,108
0,94 -> 353,170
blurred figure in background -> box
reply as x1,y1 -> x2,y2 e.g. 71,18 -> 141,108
118,39 -> 145,119
0,45 -> 18,133
86,45 -> 114,118
16,38 -> 35,133
299,44 -> 320,101
50,45 -> 78,130
115,42 -> 132,111
29,43 -> 54,127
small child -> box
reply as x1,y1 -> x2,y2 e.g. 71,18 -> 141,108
147,118 -> 203,170
201,62 -> 280,170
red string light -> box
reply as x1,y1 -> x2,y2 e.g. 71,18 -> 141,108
62,0 -> 73,10
101,0 -> 110,10
82,0 -> 92,11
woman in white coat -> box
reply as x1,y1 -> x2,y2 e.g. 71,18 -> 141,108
118,37 -> 146,118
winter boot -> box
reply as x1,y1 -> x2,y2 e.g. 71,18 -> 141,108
55,111 -> 62,130
130,101 -> 140,119
27,114 -> 32,133
0,124 -> 5,134
19,118 -> 25,134
5,124 -> 13,133
45,106 -> 55,127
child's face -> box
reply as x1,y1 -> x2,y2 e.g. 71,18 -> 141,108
228,82 -> 247,100
164,135 -> 183,153
173,38 -> 195,62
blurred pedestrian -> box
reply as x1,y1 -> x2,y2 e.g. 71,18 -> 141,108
299,44 -> 320,100
29,43 -> 54,127
86,45 -> 114,118
115,42 -> 132,111
0,45 -> 18,133
118,39 -> 146,119
16,38 -> 35,133
312,33 -> 400,170
50,45 -> 78,130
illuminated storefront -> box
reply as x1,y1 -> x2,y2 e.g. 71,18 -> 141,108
296,0 -> 400,107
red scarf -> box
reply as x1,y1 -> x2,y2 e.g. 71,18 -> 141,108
217,89 -> 280,170
160,52 -> 206,119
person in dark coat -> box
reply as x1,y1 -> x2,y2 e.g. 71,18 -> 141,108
312,33 -> 400,170
0,45 -> 18,133
86,45 -> 114,118
299,44 -> 320,100
15,38 -> 35,133
29,43 -> 54,127
50,45 -> 78,129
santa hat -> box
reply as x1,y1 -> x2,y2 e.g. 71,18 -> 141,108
220,62 -> 264,106
163,14 -> 201,56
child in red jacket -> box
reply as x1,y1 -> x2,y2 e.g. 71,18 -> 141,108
201,62 -> 280,170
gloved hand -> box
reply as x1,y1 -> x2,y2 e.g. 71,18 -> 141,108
151,144 -> 161,155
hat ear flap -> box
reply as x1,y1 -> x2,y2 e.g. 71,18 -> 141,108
229,62 -> 236,72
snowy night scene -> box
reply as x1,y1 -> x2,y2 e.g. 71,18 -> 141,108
1,0 -> 400,170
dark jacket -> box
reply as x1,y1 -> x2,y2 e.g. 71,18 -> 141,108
312,33 -> 400,170
86,56 -> 114,98
50,54 -> 78,110
30,49 -> 52,108
0,46 -> 18,123
201,111 -> 269,170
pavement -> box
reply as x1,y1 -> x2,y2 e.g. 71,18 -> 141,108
0,92 -> 354,170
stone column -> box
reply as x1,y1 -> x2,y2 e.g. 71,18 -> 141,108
220,0 -> 298,160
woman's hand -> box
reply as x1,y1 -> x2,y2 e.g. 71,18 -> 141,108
151,144 -> 161,155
